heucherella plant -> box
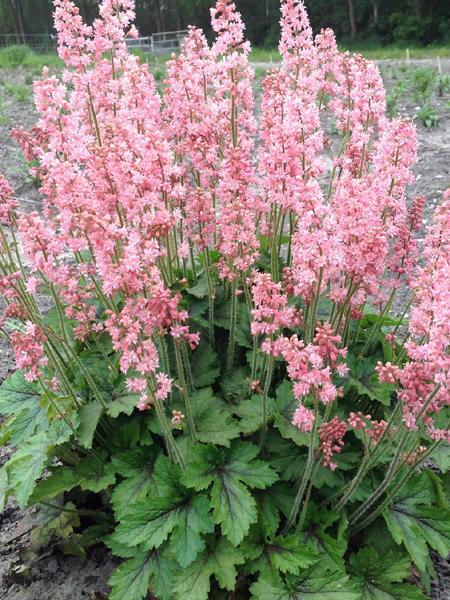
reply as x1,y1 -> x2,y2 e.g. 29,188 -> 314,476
1,0 -> 450,598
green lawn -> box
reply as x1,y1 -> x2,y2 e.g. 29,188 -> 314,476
1,43 -> 448,72
250,44 -> 450,62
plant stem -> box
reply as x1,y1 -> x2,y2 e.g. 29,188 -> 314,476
296,461 -> 320,534
260,355 -> 275,448
204,247 -> 216,347
154,396 -> 185,468
349,384 -> 441,526
361,288 -> 396,355
173,341 -> 197,441
335,402 -> 401,511
226,281 -> 238,372
352,437 -> 443,532
283,397 -> 319,533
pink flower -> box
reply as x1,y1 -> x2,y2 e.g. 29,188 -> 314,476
292,404 -> 315,432
10,322 -> 48,382
0,175 -> 18,224
319,416 -> 347,470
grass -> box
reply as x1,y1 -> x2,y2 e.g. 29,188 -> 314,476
250,44 -> 450,63
3,81 -> 30,102
0,45 -> 62,70
0,97 -> 9,126
0,41 -> 448,74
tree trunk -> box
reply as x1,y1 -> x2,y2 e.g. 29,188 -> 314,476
6,0 -> 26,43
173,0 -> 182,30
348,0 -> 357,40
373,0 -> 379,24
415,0 -> 422,19
154,0 -> 163,33
265,0 -> 270,18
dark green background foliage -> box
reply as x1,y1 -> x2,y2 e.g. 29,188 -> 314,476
1,0 -> 450,47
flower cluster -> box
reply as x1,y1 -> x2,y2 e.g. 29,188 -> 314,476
263,323 -> 347,412
318,416 -> 347,470
0,0 -> 449,471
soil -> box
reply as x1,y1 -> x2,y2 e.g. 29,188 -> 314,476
0,58 -> 450,599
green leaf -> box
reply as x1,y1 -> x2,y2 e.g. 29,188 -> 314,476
113,495 -> 184,550
42,306 -> 75,345
172,538 -> 244,600
168,494 -> 214,568
150,455 -> 186,498
269,536 -> 318,575
30,467 -> 82,504
191,387 -> 240,447
211,474 -> 257,546
0,401 -> 48,444
182,445 -> 224,491
225,442 -> 279,489
250,568 -> 360,599
111,468 -> 153,519
359,313 -> 404,328
183,442 -> 277,546
77,402 -> 104,448
214,298 -> 252,348
109,547 -> 176,599
190,343 -> 221,387
0,467 -> 9,512
46,418 -> 76,445
73,352 -> 113,402
274,382 -> 310,447
384,473 -> 450,572
220,367 -> 250,403
0,371 -> 40,414
111,447 -> 154,477
431,443 -> 450,473
114,488 -> 212,567
75,454 -> 116,493
348,376 -> 394,406
40,390 -> 74,421
147,548 -> 175,600
187,277 -> 210,299
234,395 -> 276,434
267,434 -> 306,480
6,434 -> 51,508
384,504 -> 450,573
27,501 -> 80,558
107,385 -> 139,418
303,507 -> 348,572
245,530 -> 318,577
109,551 -> 154,600
349,547 -> 428,599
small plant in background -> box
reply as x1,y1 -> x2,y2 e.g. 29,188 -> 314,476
438,73 -> 450,96
0,96 -> 9,126
387,65 -> 449,123
1,1 -> 450,599
3,81 -> 30,103
0,44 -> 31,68
417,104 -> 439,128
411,67 -> 439,103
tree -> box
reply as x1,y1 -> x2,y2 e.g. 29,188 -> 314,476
348,0 -> 357,40
6,0 -> 26,42
372,0 -> 380,24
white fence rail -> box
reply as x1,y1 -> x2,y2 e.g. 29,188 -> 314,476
0,30 -> 188,55
126,30 -> 188,54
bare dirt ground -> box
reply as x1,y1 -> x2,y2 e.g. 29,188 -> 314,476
0,58 -> 449,599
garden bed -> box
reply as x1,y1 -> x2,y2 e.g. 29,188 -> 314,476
0,55 -> 450,600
